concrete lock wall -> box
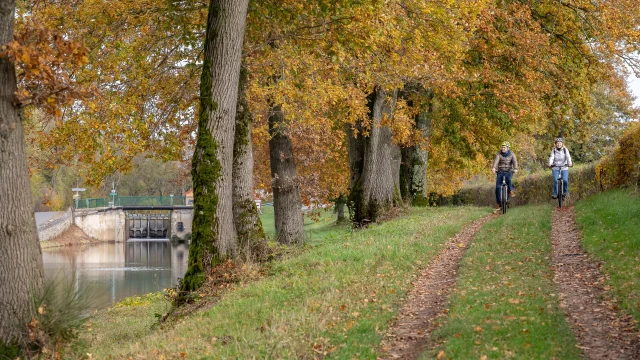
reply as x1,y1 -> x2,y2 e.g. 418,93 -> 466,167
74,208 -> 127,242
170,209 -> 193,241
38,207 -> 74,242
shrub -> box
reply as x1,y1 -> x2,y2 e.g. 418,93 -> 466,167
436,124 -> 640,207
0,275 -> 91,358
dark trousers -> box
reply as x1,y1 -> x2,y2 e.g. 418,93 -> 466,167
495,171 -> 513,204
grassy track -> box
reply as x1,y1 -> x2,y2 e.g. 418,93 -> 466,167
575,188 -> 640,323
425,205 -> 581,360
72,206 -> 488,359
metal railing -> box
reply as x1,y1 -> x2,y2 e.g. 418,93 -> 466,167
75,196 -> 187,209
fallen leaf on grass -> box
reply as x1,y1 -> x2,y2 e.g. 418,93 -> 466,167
437,350 -> 446,359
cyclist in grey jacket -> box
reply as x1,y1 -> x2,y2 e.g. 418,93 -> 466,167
547,137 -> 573,199
492,141 -> 518,212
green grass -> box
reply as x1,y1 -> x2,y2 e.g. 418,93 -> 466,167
424,205 -> 581,360
259,205 -> 346,245
71,206 -> 488,359
575,188 -> 640,322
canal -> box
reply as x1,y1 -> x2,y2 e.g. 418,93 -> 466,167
42,240 -> 189,309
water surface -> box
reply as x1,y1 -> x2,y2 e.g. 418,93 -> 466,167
42,240 -> 189,309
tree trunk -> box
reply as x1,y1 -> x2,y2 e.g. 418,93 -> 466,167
399,146 -> 413,201
333,194 -> 347,224
182,0 -> 248,292
349,87 -> 399,225
400,90 -> 433,206
346,121 -> 365,222
0,0 -> 45,344
269,105 -> 305,244
391,143 -> 402,203
233,64 -> 267,262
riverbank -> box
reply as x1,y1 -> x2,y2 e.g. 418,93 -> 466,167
40,225 -> 101,250
65,206 -> 489,358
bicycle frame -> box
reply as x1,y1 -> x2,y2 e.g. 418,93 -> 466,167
552,166 -> 565,208
501,175 -> 509,214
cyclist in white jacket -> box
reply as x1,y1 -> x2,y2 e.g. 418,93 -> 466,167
547,137 -> 573,199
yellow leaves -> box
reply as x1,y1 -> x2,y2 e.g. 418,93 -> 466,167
5,20 -> 93,115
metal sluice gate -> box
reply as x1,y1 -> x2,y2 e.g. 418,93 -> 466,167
127,213 -> 170,239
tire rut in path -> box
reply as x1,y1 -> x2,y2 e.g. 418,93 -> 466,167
378,214 -> 496,360
551,206 -> 640,359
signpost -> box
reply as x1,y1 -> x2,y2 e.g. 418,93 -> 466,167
110,189 -> 117,207
72,188 -> 86,209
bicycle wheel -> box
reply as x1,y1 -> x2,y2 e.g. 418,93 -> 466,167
501,184 -> 508,214
558,180 -> 563,208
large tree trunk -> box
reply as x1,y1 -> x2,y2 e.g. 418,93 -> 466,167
349,87 -> 399,225
182,0 -> 248,292
400,90 -> 433,206
269,105 -> 305,244
233,64 -> 267,262
333,194 -> 347,224
0,0 -> 45,344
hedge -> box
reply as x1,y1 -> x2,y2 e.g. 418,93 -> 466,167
433,122 -> 640,207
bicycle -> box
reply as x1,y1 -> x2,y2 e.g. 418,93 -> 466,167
552,166 -> 566,208
500,175 -> 509,214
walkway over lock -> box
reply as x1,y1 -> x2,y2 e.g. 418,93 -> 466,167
75,196 -> 188,209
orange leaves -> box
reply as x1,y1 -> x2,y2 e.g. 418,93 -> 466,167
1,21 -> 93,114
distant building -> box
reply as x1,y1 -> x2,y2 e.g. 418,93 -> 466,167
185,189 -> 194,205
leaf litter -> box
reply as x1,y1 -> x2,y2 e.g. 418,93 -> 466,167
378,214 -> 496,359
551,206 -> 640,359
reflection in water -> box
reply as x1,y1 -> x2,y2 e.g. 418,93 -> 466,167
42,241 -> 189,310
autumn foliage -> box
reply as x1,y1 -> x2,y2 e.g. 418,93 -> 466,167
9,0 -> 640,207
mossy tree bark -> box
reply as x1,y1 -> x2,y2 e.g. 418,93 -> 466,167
269,105 -> 305,245
182,0 -> 249,292
0,0 -> 45,344
400,89 -> 433,206
348,86 -> 399,225
233,64 -> 267,261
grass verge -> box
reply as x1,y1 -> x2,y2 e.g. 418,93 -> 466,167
260,205 -> 346,246
575,188 -> 640,323
425,205 -> 581,360
71,206 -> 488,359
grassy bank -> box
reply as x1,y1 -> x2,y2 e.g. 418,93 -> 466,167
71,206 -> 488,359
425,205 -> 580,359
259,205 -> 344,245
575,188 -> 640,323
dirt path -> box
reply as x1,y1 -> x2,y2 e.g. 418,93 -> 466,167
378,214 -> 496,360
551,206 -> 640,359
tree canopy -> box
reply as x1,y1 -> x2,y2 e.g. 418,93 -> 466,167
10,0 -> 640,202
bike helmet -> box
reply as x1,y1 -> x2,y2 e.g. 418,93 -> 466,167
501,141 -> 510,148
555,137 -> 563,144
